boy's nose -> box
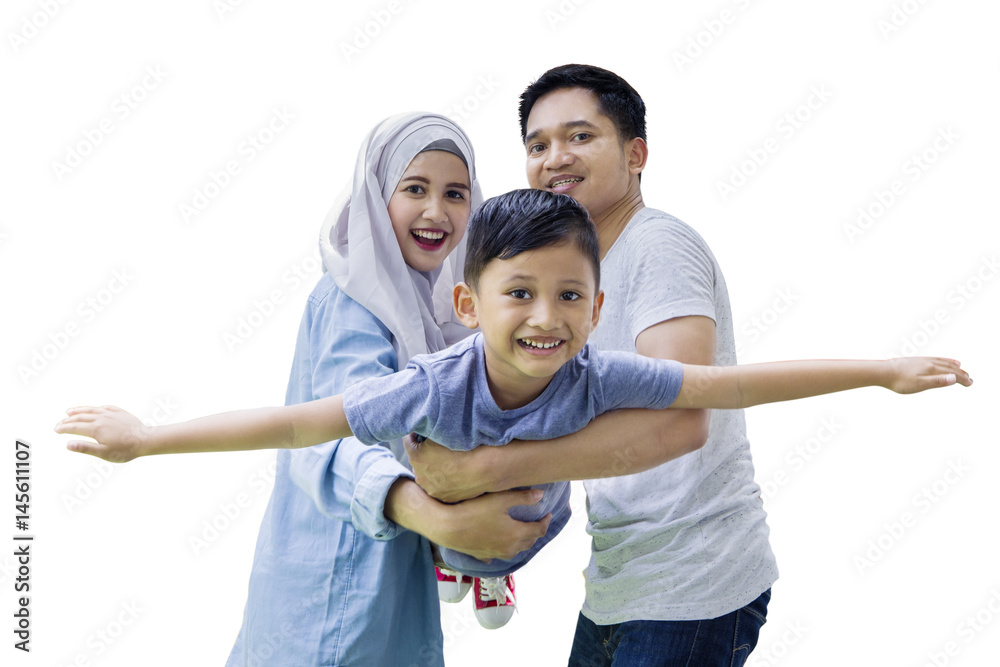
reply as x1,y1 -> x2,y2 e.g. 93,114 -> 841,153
527,299 -> 560,330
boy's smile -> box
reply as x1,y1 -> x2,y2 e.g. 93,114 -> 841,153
454,241 -> 603,410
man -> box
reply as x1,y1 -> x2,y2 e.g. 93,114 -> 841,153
409,64 -> 775,665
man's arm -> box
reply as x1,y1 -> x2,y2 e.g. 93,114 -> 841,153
408,316 -> 715,503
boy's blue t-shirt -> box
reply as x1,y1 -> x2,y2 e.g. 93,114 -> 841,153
343,332 -> 684,577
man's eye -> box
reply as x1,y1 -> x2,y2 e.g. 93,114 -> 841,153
572,133 -> 590,141
528,144 -> 545,154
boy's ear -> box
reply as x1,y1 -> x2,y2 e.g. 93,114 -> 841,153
453,282 -> 479,329
592,290 -> 604,329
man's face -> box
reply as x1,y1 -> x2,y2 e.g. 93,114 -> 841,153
524,87 -> 633,222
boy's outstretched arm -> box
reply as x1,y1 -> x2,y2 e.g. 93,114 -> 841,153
671,357 -> 972,410
55,396 -> 352,462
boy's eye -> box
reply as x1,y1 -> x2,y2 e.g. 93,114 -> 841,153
508,288 -> 531,300
560,291 -> 581,301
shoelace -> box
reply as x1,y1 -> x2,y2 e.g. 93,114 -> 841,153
438,567 -> 471,582
478,576 -> 517,612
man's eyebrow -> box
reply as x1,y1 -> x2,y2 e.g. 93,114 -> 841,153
524,119 -> 600,145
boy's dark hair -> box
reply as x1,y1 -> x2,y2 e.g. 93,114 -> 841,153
464,189 -> 600,292
518,64 -> 646,145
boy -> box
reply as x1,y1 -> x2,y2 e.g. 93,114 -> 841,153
56,188 -> 971,630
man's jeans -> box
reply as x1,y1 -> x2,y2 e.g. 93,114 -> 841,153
567,589 -> 770,667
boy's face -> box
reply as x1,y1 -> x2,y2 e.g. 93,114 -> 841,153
454,241 -> 603,398
523,87 -> 635,222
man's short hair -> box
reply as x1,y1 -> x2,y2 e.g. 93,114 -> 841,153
518,64 -> 646,145
464,189 -> 600,292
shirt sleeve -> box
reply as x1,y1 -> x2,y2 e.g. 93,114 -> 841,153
343,364 -> 439,446
285,280 -> 414,541
620,216 -> 719,341
593,349 -> 685,411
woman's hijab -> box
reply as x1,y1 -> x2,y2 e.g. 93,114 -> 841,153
319,112 -> 483,368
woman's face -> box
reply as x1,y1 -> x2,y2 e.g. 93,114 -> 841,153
387,150 -> 472,273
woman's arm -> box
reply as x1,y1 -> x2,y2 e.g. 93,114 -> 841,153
671,357 -> 972,409
55,395 -> 352,462
383,479 -> 551,561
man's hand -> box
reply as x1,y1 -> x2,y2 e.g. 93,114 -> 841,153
406,434 -> 496,502
55,405 -> 151,462
885,357 -> 972,394
384,478 -> 550,562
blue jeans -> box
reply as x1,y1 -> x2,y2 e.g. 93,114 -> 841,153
567,589 -> 770,667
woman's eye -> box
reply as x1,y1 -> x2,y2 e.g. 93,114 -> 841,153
446,189 -> 466,200
404,184 -> 424,194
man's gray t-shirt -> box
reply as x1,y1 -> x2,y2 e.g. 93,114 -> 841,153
584,207 -> 779,623
343,332 -> 684,578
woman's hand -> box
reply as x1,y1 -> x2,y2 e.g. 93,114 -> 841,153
384,478 -> 549,562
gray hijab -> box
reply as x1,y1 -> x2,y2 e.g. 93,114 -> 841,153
319,112 -> 483,368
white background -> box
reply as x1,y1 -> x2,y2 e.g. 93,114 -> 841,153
3,1 -> 998,665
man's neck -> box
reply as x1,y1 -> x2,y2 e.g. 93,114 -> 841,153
593,185 -> 644,258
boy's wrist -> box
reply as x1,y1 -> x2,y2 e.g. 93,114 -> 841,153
877,359 -> 895,389
137,424 -> 163,458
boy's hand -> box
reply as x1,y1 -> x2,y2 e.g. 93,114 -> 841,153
55,406 -> 151,462
885,357 -> 972,394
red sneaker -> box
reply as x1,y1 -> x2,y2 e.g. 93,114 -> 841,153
473,574 -> 516,629
436,566 -> 473,603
